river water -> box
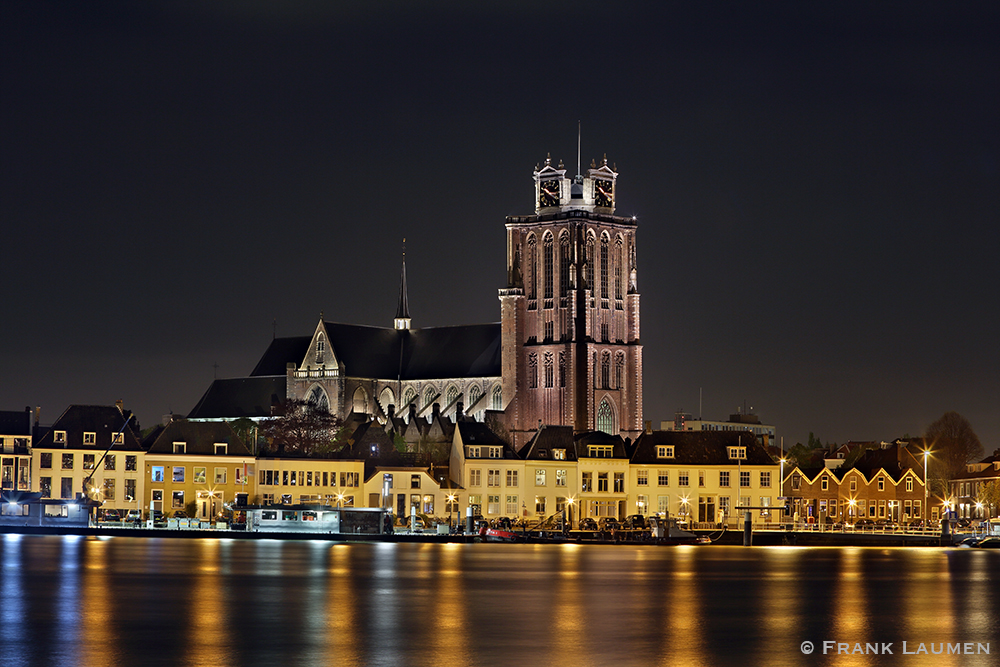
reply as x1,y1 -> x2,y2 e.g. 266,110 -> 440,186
1,534 -> 997,666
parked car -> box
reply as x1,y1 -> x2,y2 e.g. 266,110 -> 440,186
100,509 -> 121,524
125,510 -> 142,526
151,510 -> 166,527
579,517 -> 598,531
622,514 -> 648,530
173,510 -> 188,519
853,519 -> 875,529
598,517 -> 621,532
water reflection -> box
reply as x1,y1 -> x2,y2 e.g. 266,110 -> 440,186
3,537 -> 1000,666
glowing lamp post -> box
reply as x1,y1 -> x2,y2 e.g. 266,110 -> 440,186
923,449 -> 929,524
447,494 -> 456,531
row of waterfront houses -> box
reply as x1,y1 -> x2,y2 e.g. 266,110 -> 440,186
8,404 -> 978,530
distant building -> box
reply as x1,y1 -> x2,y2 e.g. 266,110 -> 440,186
0,407 -> 33,493
660,411 -> 776,448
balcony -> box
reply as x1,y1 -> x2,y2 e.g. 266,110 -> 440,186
292,368 -> 339,379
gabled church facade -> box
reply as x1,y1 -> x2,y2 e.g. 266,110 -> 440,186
189,152 -> 642,448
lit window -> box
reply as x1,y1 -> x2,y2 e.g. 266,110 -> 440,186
83,432 -> 96,445
173,442 -> 186,454
215,444 -> 227,456
637,470 -> 648,486
552,449 -> 566,460
536,469 -> 546,486
656,446 -> 674,459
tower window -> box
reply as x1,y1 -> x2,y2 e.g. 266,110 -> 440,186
528,354 -> 538,389
615,238 -> 623,300
586,237 -> 595,292
526,236 -> 537,300
596,399 -> 615,435
491,385 -> 503,411
543,235 -> 554,299
560,235 -> 570,297
544,320 -> 553,341
544,353 -> 554,388
600,236 -> 609,302
601,352 -> 611,389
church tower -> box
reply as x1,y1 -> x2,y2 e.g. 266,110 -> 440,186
499,154 -> 643,448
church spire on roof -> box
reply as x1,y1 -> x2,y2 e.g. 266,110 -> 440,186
394,238 -> 411,330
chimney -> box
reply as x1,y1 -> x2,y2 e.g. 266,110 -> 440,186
644,420 -> 652,435
432,402 -> 440,419
387,404 -> 395,420
456,401 -> 464,420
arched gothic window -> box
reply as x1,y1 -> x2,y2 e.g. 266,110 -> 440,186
402,387 -> 417,410
559,234 -> 570,297
423,386 -> 437,411
315,334 -> 326,364
352,387 -> 368,414
597,398 -> 616,435
600,235 -> 609,303
468,384 -> 483,412
601,352 -> 611,389
558,352 -> 566,388
446,385 -> 459,408
615,237 -> 623,300
615,353 -> 625,389
543,353 -> 554,388
379,387 -> 395,416
526,235 -> 537,300
586,235 -> 595,292
528,353 -> 538,389
543,234 -> 554,299
491,384 -> 504,411
308,386 -> 330,413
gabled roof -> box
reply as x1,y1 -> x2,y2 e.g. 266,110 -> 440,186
519,425 -> 577,460
187,377 -> 286,420
631,430 -> 774,466
34,405 -> 143,451
455,421 -> 517,459
147,420 -> 251,456
250,322 -> 502,381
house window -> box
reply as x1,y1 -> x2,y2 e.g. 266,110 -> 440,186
487,469 -> 500,487
468,446 -> 480,458
470,469 -> 481,486
719,471 -> 730,488
103,478 -> 115,500
215,468 -> 227,484
553,448 -> 566,460
760,471 -> 771,488
172,491 -> 184,508
341,472 -> 359,487
83,455 -> 95,470
678,471 -> 689,487
54,431 -> 66,444
125,478 -> 136,503
193,467 -> 207,484
849,477 -> 857,492
614,472 -> 624,493
506,495 -> 519,515
487,495 -> 500,515
151,466 -> 164,483
740,471 -> 751,488
878,477 -> 885,492
906,478 -> 913,492
61,477 -> 73,499
658,470 -> 669,486
536,469 -> 546,486
112,432 -> 124,445
555,469 -> 566,487
699,471 -> 705,488
597,473 -> 608,492
506,470 -> 518,486
657,446 -> 674,459
588,445 -> 614,458
488,447 -> 501,459
84,432 -> 96,445
215,444 -> 228,456
658,496 -> 670,514
125,455 -> 137,471
637,470 -> 648,486
821,477 -> 828,491
40,452 -> 52,469
791,474 -> 801,491
727,447 -> 747,460
581,472 -> 592,492
40,477 -> 52,498
536,495 -> 547,514
173,442 -> 186,454
411,475 -> 421,489
173,467 -> 185,483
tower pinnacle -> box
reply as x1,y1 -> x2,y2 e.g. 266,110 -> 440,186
394,238 -> 411,330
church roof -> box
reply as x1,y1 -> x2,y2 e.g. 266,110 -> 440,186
250,322 -> 502,381
187,377 -> 286,420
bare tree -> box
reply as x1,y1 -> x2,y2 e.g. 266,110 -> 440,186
261,399 -> 343,456
925,411 -> 983,493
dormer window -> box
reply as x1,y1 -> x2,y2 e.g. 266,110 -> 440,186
173,442 -> 186,454
214,444 -> 227,456
552,449 -> 566,460
588,445 -> 613,458
54,431 -> 66,444
488,447 -> 502,459
112,432 -> 124,445
728,446 -> 747,460
657,445 -> 674,459
538,449 -> 548,459
84,432 -> 96,445
467,446 -> 481,458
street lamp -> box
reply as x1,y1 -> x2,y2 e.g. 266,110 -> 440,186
779,457 -> 786,527
336,493 -> 345,508
923,449 -> 929,523
447,494 -> 456,531
566,497 -> 575,530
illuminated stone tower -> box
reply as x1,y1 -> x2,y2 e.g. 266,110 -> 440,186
499,155 -> 643,448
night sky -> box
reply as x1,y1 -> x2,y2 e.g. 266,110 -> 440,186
3,2 -> 998,449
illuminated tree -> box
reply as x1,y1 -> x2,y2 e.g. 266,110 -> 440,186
260,399 -> 344,456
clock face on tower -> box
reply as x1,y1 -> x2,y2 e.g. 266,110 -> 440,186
538,179 -> 560,207
593,178 -> 614,208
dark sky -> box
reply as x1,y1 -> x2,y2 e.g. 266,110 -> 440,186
3,1 -> 998,449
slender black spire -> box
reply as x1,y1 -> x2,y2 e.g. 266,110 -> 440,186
394,238 -> 411,330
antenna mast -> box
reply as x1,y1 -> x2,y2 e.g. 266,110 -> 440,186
576,120 -> 581,177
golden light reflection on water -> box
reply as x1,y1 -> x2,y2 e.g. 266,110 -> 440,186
900,549 -> 958,667
659,545 -> 707,667
551,544 -> 586,666
183,539 -> 229,667
326,544 -> 361,666
427,544 -> 470,665
79,538 -> 114,666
